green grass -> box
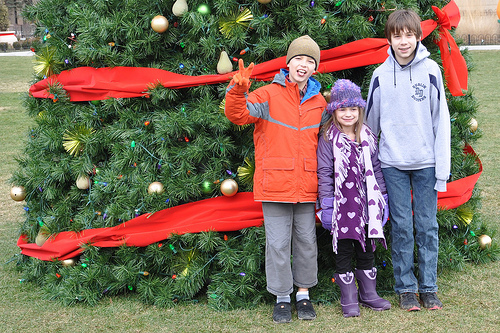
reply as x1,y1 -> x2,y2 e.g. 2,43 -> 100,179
0,53 -> 499,332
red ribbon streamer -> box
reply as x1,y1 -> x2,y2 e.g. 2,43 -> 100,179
437,145 -> 482,209
29,1 -> 467,101
18,192 -> 264,261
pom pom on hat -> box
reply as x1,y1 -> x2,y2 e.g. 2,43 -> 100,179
326,79 -> 366,114
286,35 -> 320,70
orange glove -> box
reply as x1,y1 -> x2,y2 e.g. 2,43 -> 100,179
232,59 -> 254,86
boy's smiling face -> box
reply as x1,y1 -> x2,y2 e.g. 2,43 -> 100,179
389,28 -> 419,66
287,55 -> 316,89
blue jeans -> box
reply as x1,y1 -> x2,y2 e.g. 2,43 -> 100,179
382,167 -> 439,294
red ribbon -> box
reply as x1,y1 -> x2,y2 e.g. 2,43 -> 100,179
17,192 -> 264,261
29,1 -> 467,101
437,145 -> 482,209
420,1 -> 468,96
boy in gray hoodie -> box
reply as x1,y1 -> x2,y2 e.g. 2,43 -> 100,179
365,9 -> 450,311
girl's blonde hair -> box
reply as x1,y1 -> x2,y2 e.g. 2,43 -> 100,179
321,106 -> 365,144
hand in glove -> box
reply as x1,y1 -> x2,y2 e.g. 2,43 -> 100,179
320,197 -> 335,231
232,59 -> 254,87
382,194 -> 389,226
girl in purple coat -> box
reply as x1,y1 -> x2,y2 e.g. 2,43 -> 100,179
317,79 -> 391,317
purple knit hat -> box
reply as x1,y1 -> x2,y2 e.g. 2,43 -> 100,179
326,79 -> 366,114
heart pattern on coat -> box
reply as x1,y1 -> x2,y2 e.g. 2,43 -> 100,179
345,182 -> 354,189
347,212 -> 356,219
341,227 -> 349,233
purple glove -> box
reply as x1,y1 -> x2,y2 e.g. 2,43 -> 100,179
320,197 -> 335,231
382,194 -> 389,226
321,208 -> 333,231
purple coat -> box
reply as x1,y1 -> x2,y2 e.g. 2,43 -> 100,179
317,125 -> 386,248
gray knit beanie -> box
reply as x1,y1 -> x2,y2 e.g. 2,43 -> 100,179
286,35 -> 320,70
326,79 -> 366,114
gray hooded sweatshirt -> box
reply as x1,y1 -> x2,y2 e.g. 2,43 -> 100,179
365,42 -> 451,191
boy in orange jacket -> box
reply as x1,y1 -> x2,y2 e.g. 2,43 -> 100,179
225,35 -> 327,323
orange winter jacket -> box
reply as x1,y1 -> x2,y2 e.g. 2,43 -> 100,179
225,70 -> 327,203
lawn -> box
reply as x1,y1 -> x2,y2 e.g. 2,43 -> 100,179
0,52 -> 499,332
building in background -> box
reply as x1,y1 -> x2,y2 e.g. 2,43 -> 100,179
455,0 -> 500,44
5,0 -> 36,38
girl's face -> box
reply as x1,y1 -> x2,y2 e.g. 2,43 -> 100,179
335,106 -> 359,131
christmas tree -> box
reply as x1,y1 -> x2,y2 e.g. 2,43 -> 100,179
10,0 -> 498,310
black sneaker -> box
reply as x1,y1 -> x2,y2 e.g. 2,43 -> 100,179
419,292 -> 443,310
273,302 -> 292,323
399,292 -> 421,311
296,299 -> 317,320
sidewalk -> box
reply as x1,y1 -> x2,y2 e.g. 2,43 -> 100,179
459,45 -> 500,50
0,50 -> 34,56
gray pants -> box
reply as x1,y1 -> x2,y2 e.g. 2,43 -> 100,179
262,202 -> 318,296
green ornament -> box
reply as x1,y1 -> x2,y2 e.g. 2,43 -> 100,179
197,4 -> 211,15
90,100 -> 100,106
201,180 -> 212,194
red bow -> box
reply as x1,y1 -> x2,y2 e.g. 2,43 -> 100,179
421,1 -> 468,96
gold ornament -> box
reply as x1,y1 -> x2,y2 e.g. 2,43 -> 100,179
76,175 -> 90,190
61,258 -> 76,267
148,181 -> 165,194
172,0 -> 188,17
323,90 -> 331,103
10,186 -> 26,201
219,8 -> 253,38
217,50 -> 233,74
469,118 -> 478,133
151,15 -> 169,33
220,179 -> 238,196
258,0 -> 272,3
478,234 -> 492,249
63,126 -> 96,156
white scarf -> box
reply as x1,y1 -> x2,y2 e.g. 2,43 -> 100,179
328,124 -> 386,253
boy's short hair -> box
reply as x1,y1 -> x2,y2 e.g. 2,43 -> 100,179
384,9 -> 422,40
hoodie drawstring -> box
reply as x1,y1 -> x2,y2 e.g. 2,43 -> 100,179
393,62 -> 396,88
393,62 -> 413,88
